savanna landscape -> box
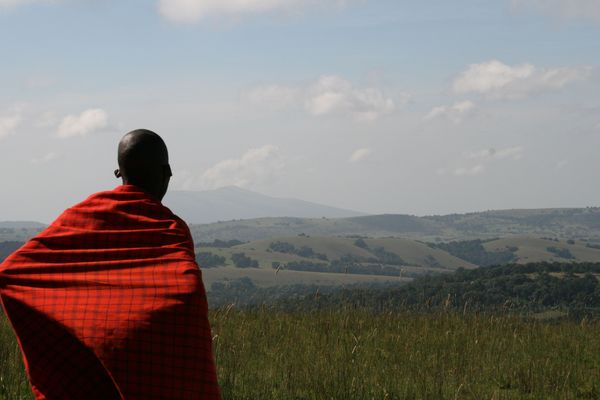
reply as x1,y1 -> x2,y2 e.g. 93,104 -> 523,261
2,1 -> 600,398
2,210 -> 600,399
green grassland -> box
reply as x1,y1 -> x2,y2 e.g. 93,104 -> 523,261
202,266 -> 409,289
212,310 -> 600,400
362,238 -> 473,269
196,236 -> 600,290
2,309 -> 599,400
0,314 -> 31,400
203,236 -> 474,270
5,234 -> 600,292
483,237 -> 600,264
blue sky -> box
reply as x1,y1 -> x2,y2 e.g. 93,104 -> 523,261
1,0 -> 600,222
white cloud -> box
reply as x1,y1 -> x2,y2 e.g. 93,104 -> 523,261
467,146 -> 524,161
454,61 -> 534,94
247,75 -> 399,121
0,111 -> 22,139
425,100 -> 475,124
170,169 -> 196,190
199,145 -> 284,189
453,60 -> 590,98
453,165 -> 484,177
57,108 -> 108,138
349,148 -> 372,163
512,0 -> 600,23
158,0 -> 350,23
31,152 -> 59,164
243,85 -> 300,109
305,75 -> 396,121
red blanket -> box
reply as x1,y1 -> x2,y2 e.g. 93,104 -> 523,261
0,185 -> 221,399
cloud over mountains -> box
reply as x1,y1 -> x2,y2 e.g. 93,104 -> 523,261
191,145 -> 285,190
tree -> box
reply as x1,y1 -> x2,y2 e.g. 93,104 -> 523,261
231,252 -> 259,268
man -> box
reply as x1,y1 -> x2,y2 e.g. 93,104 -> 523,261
0,129 -> 221,399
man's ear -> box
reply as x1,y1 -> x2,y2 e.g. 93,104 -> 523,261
114,169 -> 122,178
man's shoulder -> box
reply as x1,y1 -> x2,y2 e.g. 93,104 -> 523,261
49,186 -> 184,232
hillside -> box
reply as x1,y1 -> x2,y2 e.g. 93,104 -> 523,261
0,222 -> 44,242
3,207 -> 600,244
197,236 -> 600,270
194,235 -> 600,291
189,207 -> 600,242
5,208 -> 600,293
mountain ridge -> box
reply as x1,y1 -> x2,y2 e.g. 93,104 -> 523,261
163,186 -> 366,224
188,207 -> 600,242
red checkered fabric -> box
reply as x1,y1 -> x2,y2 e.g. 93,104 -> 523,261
0,185 -> 221,399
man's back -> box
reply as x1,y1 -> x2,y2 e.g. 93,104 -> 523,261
0,185 -> 220,399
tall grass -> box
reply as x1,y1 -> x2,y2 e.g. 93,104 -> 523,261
0,313 -> 30,400
2,309 -> 599,399
211,308 -> 600,399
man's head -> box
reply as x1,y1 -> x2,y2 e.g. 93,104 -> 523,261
115,129 -> 172,201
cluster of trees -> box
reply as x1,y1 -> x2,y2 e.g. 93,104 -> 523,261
316,262 -> 600,317
428,239 -> 517,266
207,262 -> 600,319
268,241 -> 328,261
353,239 -> 407,266
197,239 -> 245,248
541,237 -> 561,242
367,247 -> 405,266
266,240 -> 411,277
196,252 -> 226,268
208,277 -> 392,308
546,246 -> 574,259
231,252 -> 259,268
353,238 -> 368,249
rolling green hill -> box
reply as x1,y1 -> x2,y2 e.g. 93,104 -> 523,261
5,208 -> 600,293
189,207 -> 600,243
196,235 -> 600,290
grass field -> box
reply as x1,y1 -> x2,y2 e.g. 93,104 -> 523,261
483,237 -> 600,264
225,236 -> 476,270
202,266 -> 409,288
197,236 -> 600,280
2,309 -> 599,400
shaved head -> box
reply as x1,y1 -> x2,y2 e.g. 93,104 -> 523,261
116,129 -> 172,201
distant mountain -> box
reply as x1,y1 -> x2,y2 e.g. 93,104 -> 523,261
163,186 -> 366,224
0,221 -> 45,242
